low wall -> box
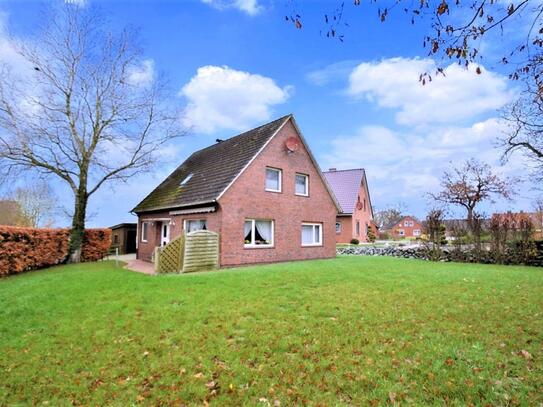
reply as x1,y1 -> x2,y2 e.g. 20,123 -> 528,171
338,241 -> 543,267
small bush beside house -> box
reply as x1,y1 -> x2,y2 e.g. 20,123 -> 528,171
0,226 -> 111,276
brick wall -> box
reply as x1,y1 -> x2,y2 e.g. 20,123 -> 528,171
218,120 -> 337,266
335,215 -> 352,243
137,211 -> 220,261
136,119 -> 338,267
390,216 -> 423,238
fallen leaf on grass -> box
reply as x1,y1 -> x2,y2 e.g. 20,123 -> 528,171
389,392 -> 396,404
518,350 -> 532,360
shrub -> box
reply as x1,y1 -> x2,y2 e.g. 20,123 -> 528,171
350,238 -> 360,245
0,227 -> 111,276
81,229 -> 112,262
367,227 -> 376,243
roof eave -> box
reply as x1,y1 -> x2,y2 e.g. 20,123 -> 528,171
133,200 -> 217,215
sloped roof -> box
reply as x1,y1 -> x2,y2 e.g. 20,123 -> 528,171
323,168 -> 369,214
133,115 -> 292,213
382,215 -> 422,231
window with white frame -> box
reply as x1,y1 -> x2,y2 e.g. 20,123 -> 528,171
244,219 -> 274,247
335,222 -> 341,234
413,229 -> 421,236
398,229 -> 405,236
295,173 -> 309,196
302,223 -> 322,246
141,222 -> 149,242
265,168 -> 281,192
184,219 -> 207,233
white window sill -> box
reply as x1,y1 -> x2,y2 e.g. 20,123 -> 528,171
295,193 -> 309,197
301,244 -> 322,247
244,245 -> 274,249
265,189 -> 281,193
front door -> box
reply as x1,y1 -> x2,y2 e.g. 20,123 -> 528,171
161,223 -> 170,246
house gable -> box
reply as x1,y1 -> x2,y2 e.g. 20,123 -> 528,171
217,118 -> 338,265
132,115 -> 292,214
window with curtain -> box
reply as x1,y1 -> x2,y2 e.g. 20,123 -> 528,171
244,219 -> 273,247
141,222 -> 149,242
335,222 -> 341,234
301,223 -> 322,246
184,219 -> 207,233
265,168 -> 281,192
295,173 -> 309,196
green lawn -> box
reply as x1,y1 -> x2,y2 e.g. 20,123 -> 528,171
1,257 -> 541,406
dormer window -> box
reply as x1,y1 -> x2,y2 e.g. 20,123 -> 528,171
180,173 -> 193,185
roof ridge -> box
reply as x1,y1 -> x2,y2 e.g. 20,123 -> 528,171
189,114 -> 292,157
323,168 -> 365,173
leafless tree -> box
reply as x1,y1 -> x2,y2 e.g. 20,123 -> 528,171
374,203 -> 406,229
12,182 -> 56,228
500,58 -> 543,184
431,159 -> 513,234
533,197 -> 543,231
0,5 -> 182,262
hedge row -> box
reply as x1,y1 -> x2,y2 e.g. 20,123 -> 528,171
0,226 -> 112,277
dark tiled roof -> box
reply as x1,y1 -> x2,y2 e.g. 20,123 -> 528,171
109,223 -> 137,230
322,169 -> 365,214
132,115 -> 291,213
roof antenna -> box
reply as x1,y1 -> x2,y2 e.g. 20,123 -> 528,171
216,138 -> 223,143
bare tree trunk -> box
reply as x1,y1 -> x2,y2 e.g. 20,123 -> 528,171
68,175 -> 88,263
0,5 -> 182,264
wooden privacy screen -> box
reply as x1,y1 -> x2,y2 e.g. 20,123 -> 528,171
154,230 -> 219,273
182,230 -> 219,273
155,235 -> 185,273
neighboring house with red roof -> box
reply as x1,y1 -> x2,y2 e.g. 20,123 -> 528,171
382,215 -> 423,239
322,168 -> 376,243
132,114 -> 340,267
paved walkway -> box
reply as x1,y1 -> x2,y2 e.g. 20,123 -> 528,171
124,259 -> 156,275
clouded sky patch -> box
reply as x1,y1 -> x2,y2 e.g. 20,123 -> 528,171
180,65 -> 290,134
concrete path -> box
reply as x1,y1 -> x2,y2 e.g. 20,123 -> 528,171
124,259 -> 156,275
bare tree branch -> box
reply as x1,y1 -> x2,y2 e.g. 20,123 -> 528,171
0,4 -> 184,261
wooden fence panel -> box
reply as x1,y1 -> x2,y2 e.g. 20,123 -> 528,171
182,230 -> 219,273
155,235 -> 185,273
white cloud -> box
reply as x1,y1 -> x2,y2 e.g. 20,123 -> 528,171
201,0 -> 262,16
0,12 -> 31,76
321,118 -> 529,215
64,0 -> 88,6
306,60 -> 359,86
180,65 -> 290,134
127,59 -> 155,87
347,57 -> 514,126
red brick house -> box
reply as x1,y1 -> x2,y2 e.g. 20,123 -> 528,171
383,215 -> 423,239
322,168 -> 376,243
132,114 -> 340,267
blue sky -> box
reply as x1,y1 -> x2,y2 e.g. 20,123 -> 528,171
0,0 -> 537,226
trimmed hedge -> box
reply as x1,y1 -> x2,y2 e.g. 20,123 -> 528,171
0,227 -> 111,276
